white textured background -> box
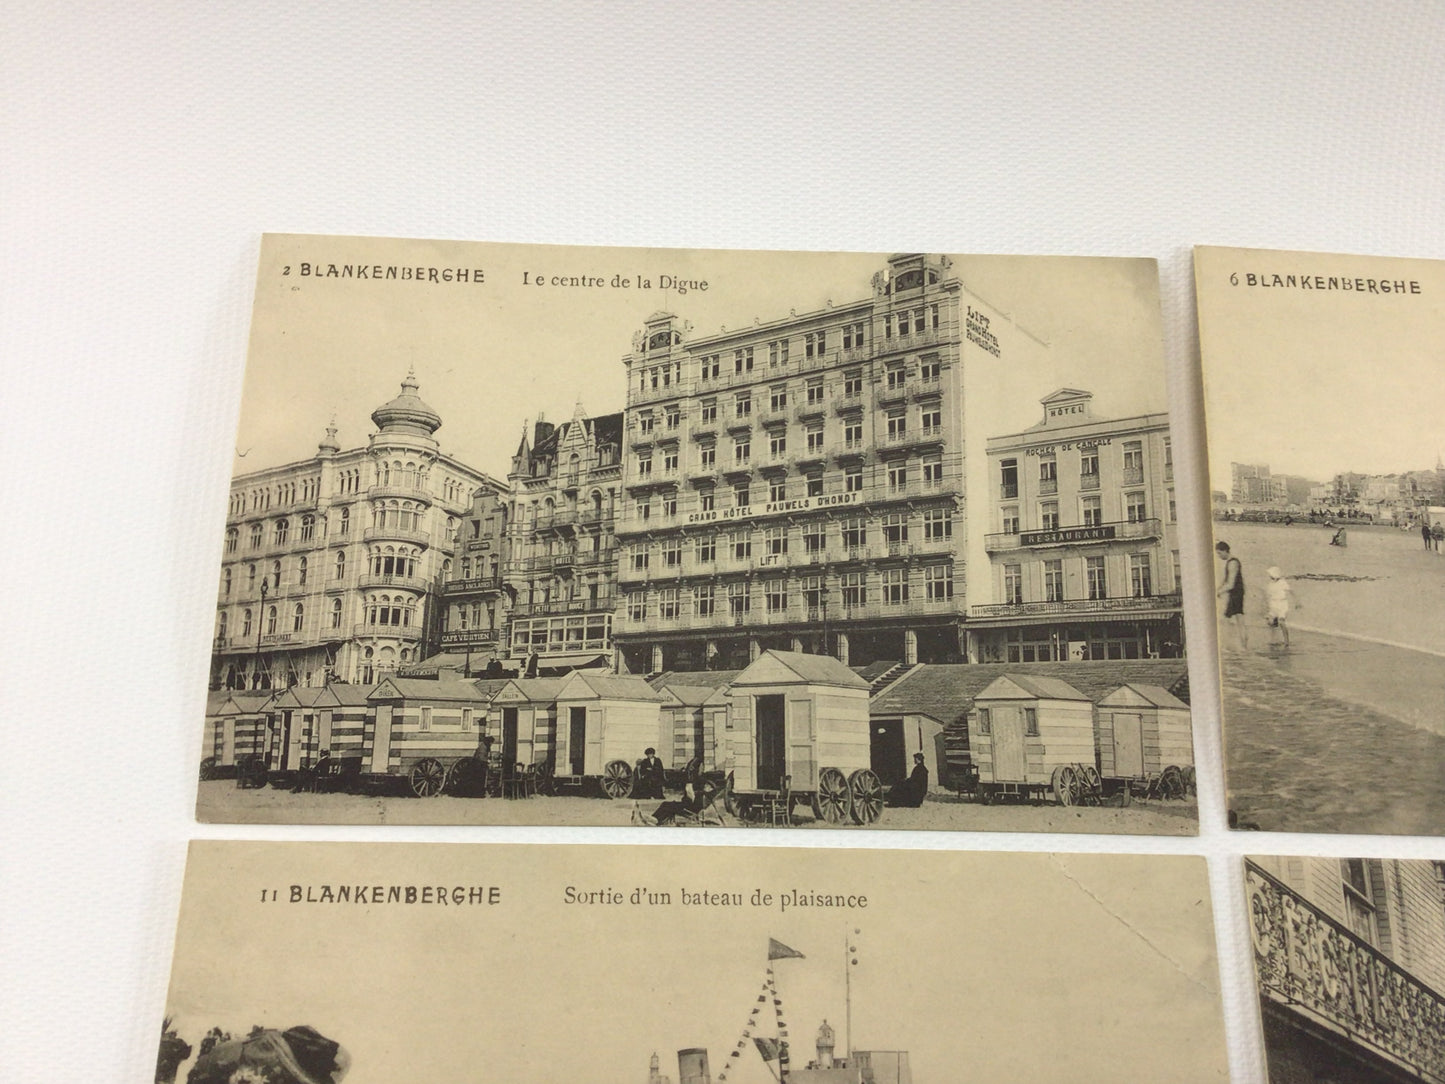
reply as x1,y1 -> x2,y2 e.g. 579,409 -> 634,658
4,4 -> 1444,1080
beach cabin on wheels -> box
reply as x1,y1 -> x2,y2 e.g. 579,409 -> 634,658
200,690 -> 272,781
968,675 -> 1096,805
1095,683 -> 1193,796
654,682 -> 731,782
723,651 -> 878,824
551,672 -> 666,798
485,677 -> 565,783
363,677 -> 498,797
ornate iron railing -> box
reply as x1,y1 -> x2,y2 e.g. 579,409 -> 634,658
1246,862 -> 1445,1083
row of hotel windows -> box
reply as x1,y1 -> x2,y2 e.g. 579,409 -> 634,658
999,488 -> 1176,530
220,551 -> 420,595
623,566 -> 954,619
217,595 -> 419,638
512,614 -> 613,650
998,553 -> 1171,604
626,511 -> 953,569
227,463 -> 470,518
997,438 -> 1170,497
225,503 -> 440,553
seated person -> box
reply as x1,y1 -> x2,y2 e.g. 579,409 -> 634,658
635,747 -> 666,799
886,753 -> 929,808
646,779 -> 718,825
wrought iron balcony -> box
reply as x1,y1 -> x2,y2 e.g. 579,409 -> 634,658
1246,862 -> 1445,1084
969,593 -> 1182,619
984,518 -> 1163,552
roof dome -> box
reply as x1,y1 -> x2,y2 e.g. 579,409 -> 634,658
371,369 -> 442,436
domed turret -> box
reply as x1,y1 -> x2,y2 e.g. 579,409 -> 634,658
371,367 -> 442,437
317,416 -> 340,455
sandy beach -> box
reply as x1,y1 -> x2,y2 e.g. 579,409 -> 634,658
1215,520 -> 1445,833
197,781 -> 1197,835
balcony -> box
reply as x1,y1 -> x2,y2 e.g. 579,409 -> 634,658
511,596 -> 615,618
367,484 -> 432,503
689,421 -> 718,441
352,622 -> 421,640
794,400 -> 827,422
908,378 -> 943,401
533,507 -> 579,532
874,383 -> 909,407
1246,862 -> 1445,1084
1122,466 -> 1145,486
878,425 -> 944,453
613,595 -> 956,635
363,527 -> 431,546
969,593 -> 1182,620
832,392 -> 866,415
1079,472 -> 1101,491
358,572 -> 428,591
573,547 -> 616,568
1000,483 -> 1019,500
1039,477 -> 1058,495
756,405 -> 789,428
578,507 -> 610,526
984,517 -> 1163,552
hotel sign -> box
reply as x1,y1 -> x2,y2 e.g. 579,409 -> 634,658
1019,525 -> 1116,546
685,490 -> 862,526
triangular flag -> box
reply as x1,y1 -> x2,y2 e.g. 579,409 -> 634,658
753,1037 -> 782,1062
768,938 -> 805,960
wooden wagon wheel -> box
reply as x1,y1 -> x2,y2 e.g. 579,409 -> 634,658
445,757 -> 484,797
1079,765 -> 1102,803
1182,765 -> 1197,796
534,761 -> 557,796
601,759 -> 634,799
1051,764 -> 1078,806
409,757 -> 446,798
1158,764 -> 1186,800
811,766 -> 852,824
236,754 -> 268,789
198,757 -> 217,782
847,769 -> 884,825
723,771 -> 740,816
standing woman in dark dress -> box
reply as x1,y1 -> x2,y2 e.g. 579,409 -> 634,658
887,752 -> 929,808
1216,541 -> 1247,651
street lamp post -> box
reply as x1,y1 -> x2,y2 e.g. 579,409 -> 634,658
253,579 -> 269,689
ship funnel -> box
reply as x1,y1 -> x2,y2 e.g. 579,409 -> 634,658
677,1047 -> 711,1084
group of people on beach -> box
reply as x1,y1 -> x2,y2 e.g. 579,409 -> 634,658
1422,520 -> 1445,551
1215,541 -> 1296,653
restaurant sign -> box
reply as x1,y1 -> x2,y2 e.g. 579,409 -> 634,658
1019,525 -> 1117,546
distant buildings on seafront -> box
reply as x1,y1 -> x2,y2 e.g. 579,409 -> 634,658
1222,457 -> 1445,523
213,255 -> 1185,690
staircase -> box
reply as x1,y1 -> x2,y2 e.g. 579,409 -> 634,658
868,662 -> 917,697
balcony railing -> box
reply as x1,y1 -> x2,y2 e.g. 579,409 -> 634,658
1122,466 -> 1145,486
794,400 -> 827,421
984,518 -> 1163,552
352,622 -> 421,639
613,595 -> 957,634
363,527 -> 431,546
1079,472 -> 1101,491
832,392 -> 865,415
1246,862 -> 1445,1084
358,572 -> 428,591
969,593 -> 1182,619
1039,477 -> 1058,495
367,484 -> 432,503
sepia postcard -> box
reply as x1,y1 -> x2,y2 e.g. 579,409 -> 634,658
1196,245 -> 1445,835
1243,854 -> 1445,1082
156,840 -> 1229,1084
199,235 -> 1200,832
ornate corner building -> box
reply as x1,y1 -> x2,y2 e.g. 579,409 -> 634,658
211,373 -> 503,689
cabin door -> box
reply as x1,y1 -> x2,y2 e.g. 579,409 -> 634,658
755,694 -> 786,791
871,718 -> 908,786
502,707 -> 519,767
220,718 -> 235,766
1113,713 -> 1145,777
991,706 -> 1027,783
568,707 -> 587,775
277,711 -> 294,770
370,705 -> 393,773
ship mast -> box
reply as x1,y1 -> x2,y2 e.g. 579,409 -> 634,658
843,931 -> 852,1060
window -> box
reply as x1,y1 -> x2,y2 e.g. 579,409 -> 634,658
1168,489 -> 1177,523
695,535 -> 716,563
273,519 -> 290,545
920,406 -> 941,433
659,588 -> 679,619
1173,550 -> 1182,593
271,560 -> 282,590
662,493 -> 677,517
882,568 -> 908,605
844,420 -> 863,447
225,527 -> 238,553
1342,859 -> 1381,944
887,461 -> 908,493
768,339 -> 789,367
886,365 -> 906,390
925,564 -> 953,601
638,413 -> 655,435
1003,565 -> 1023,604
999,459 -> 1018,499
638,498 -> 652,521
1082,496 -> 1102,527
896,309 -> 910,336
734,392 -> 751,418
977,707 -> 991,735
923,507 -> 951,540
1086,556 -> 1107,600
806,425 -> 824,452
334,551 -> 345,579
922,456 -> 943,489
627,593 -> 646,621
297,557 -> 308,586
330,598 -> 342,629
637,454 -> 653,477
842,321 -> 865,349
700,399 -> 717,424
845,465 -> 863,492
802,574 -> 824,611
1080,449 -> 1099,479
266,606 -> 278,635
217,612 -> 228,639
249,523 -> 263,549
663,450 -> 678,474
299,515 -> 315,542
222,568 -> 232,595
1039,458 -> 1056,491
1130,553 -> 1153,598
241,609 -> 253,636
1040,502 -> 1059,530
247,563 -> 257,591
805,331 -> 826,358
1024,708 -> 1039,737
805,377 -> 824,404
803,523 -> 825,553
733,483 -> 749,508
694,584 -> 715,616
699,354 -> 720,381
770,385 -> 788,412
700,445 -> 716,470
662,540 -> 682,567
843,370 -> 863,398
840,571 -> 865,608
292,603 -> 304,632
733,531 -> 752,560
339,507 -> 350,535
765,579 -> 787,613
728,581 -> 750,616
769,432 -> 787,459
883,512 -> 909,544
1164,436 -> 1173,474
1126,491 -> 1147,522
734,347 -> 754,374
1001,506 -> 1019,534
886,411 -> 906,439
765,526 -> 788,557
1044,559 -> 1064,602
733,439 -> 750,465
665,408 -> 680,430
842,516 -> 866,550
699,489 -> 715,512
769,478 -> 787,502
806,474 -> 823,497
1123,440 -> 1143,473
919,356 -> 940,382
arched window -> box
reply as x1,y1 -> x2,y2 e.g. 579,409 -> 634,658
297,557 -> 307,586
400,648 -> 410,663
330,598 -> 342,628
249,523 -> 263,549
299,515 -> 315,542
266,606 -> 278,634
292,602 -> 304,632
460,557 -> 471,578
225,528 -> 239,553
217,612 -> 228,639
222,568 -> 232,595
442,558 -> 452,579
274,519 -> 289,545
339,507 -> 350,535
334,551 -> 345,579
242,609 -> 253,636
247,564 -> 257,591
271,560 -> 282,589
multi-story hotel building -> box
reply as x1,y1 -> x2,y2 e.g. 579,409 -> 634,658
612,253 -> 1024,674
967,389 -> 1183,663
211,373 -> 500,689
1246,856 -> 1445,1084
430,484 -> 511,670
503,404 -> 624,669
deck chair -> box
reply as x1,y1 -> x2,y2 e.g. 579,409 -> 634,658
756,775 -> 793,827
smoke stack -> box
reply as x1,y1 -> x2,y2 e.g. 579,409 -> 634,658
677,1047 -> 711,1084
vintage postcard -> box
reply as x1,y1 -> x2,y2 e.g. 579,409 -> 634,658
199,235 -> 1200,832
156,841 -> 1229,1083
1243,855 -> 1445,1082
1196,245 -> 1445,834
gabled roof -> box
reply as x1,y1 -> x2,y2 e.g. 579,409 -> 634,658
1097,683 -> 1190,710
732,650 -> 871,690
268,686 -> 333,709
557,671 -> 663,702
647,669 -> 743,691
869,660 -> 1190,724
492,677 -> 568,703
324,682 -> 377,707
657,683 -> 722,708
368,677 -> 497,703
977,674 -> 1090,702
